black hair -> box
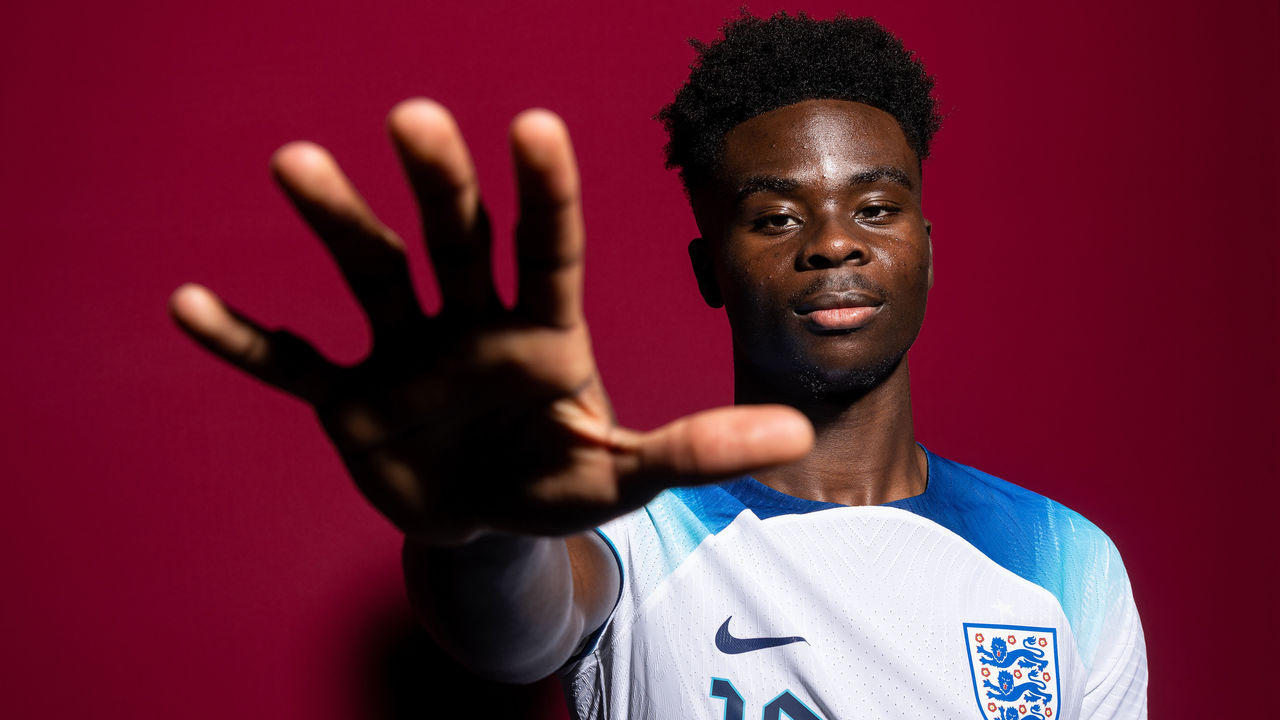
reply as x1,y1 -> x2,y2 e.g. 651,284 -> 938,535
658,11 -> 942,192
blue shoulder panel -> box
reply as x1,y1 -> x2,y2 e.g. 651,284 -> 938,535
628,477 -> 840,585
884,448 -> 1124,666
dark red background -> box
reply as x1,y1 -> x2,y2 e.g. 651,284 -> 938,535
3,0 -> 1276,717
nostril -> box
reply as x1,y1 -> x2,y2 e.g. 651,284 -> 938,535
807,254 -> 835,269
803,244 -> 864,270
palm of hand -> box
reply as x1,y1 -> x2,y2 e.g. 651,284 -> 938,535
319,316 -> 620,543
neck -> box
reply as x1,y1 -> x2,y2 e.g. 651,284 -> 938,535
734,357 -> 927,506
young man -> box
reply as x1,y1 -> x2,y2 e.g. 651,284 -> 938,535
170,12 -> 1146,720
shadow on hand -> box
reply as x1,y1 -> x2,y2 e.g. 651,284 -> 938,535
362,608 -> 570,720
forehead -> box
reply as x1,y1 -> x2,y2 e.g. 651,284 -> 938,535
718,99 -> 920,190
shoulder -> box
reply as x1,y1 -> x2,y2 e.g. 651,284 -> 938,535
902,449 -> 1134,665
594,483 -> 744,595
904,449 -> 1122,575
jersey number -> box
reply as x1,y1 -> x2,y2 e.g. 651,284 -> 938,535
711,677 -> 824,720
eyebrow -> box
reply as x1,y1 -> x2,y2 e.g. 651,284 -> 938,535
735,175 -> 800,201
849,166 -> 914,191
735,165 -> 914,202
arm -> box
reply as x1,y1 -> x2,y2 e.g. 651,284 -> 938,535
403,532 -> 618,683
170,99 -> 812,682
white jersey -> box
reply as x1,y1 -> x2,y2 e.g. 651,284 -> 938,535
560,447 -> 1146,720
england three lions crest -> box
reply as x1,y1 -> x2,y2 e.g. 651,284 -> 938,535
962,623 -> 1061,720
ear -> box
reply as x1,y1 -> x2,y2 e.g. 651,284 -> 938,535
688,237 -> 723,308
924,219 -> 934,289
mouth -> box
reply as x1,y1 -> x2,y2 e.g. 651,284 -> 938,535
795,291 -> 883,332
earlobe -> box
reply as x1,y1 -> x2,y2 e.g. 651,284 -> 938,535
688,238 -> 724,308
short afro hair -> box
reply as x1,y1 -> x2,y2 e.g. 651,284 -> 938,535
658,11 -> 942,192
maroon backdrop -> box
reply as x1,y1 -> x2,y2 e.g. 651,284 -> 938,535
3,1 -> 1276,717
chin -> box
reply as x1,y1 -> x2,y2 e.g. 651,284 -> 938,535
733,326 -> 914,405
783,345 -> 906,399
793,364 -> 894,401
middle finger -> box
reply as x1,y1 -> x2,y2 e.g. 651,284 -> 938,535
388,99 -> 498,315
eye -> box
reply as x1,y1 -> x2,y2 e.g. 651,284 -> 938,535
751,213 -> 801,234
856,204 -> 898,223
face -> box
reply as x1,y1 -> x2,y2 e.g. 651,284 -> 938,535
689,99 -> 933,400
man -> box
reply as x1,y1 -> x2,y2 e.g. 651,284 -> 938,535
170,12 -> 1146,720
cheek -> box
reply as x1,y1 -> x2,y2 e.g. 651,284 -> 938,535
902,266 -> 933,312
904,256 -> 933,292
878,244 -> 933,318
717,247 -> 792,308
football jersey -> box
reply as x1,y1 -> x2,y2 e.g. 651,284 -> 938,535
559,447 -> 1146,720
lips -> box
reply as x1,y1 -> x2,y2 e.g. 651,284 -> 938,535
795,291 -> 883,332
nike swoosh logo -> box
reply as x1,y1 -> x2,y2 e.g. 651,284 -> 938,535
715,616 -> 808,654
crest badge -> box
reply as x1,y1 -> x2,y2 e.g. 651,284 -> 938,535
962,623 -> 1061,720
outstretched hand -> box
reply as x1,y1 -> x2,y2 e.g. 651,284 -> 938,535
170,100 -> 813,545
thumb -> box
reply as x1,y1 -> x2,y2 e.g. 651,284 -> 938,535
618,405 -> 814,492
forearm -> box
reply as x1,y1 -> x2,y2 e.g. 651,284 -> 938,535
402,532 -> 589,684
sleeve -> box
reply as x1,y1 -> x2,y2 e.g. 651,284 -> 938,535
1079,546 -> 1148,719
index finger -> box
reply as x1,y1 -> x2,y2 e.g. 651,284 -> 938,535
511,110 -> 585,329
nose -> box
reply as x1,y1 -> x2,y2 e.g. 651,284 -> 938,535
799,216 -> 870,269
